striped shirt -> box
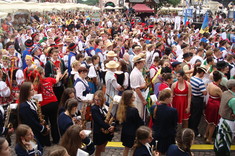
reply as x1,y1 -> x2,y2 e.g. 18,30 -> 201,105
190,76 -> 206,97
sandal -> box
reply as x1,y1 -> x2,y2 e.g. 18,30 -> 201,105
203,135 -> 207,140
205,139 -> 214,144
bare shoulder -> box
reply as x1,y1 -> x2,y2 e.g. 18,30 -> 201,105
171,82 -> 177,88
186,81 -> 191,87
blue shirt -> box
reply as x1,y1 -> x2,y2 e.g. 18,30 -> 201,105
58,112 -> 73,136
166,144 -> 190,156
95,48 -> 102,54
22,48 -> 31,69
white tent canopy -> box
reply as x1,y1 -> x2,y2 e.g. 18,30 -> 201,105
0,1 -> 100,13
161,7 -> 183,11
0,12 -> 8,19
105,6 -> 115,10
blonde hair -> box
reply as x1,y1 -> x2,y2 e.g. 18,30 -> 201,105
72,60 -> 80,68
158,89 -> 172,101
116,90 -> 135,124
93,90 -> 105,107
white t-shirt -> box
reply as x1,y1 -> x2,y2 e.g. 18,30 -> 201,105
15,69 -> 24,85
190,55 -> 204,66
130,67 -> 145,89
176,44 -> 183,57
88,65 -> 97,78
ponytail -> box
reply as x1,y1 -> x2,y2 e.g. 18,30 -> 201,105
176,128 -> 195,156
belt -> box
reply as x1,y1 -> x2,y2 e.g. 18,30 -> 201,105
175,94 -> 187,96
209,95 -> 220,99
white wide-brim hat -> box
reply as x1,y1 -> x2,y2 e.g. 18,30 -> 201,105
105,60 -> 119,69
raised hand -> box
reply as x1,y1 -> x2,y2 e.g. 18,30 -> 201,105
22,139 -> 33,151
79,130 -> 87,140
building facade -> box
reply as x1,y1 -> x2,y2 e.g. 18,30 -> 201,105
99,0 -> 125,8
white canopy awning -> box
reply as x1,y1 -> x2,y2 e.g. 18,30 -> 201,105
0,1 -> 100,13
105,6 -> 115,10
0,12 -> 8,19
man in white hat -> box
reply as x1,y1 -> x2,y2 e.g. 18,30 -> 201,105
130,55 -> 147,119
129,45 -> 142,67
103,42 -> 113,60
105,51 -> 118,62
105,60 -> 122,104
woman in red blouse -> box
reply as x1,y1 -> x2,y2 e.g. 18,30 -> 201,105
36,66 -> 62,144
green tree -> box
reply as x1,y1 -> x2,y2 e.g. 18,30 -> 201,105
77,0 -> 98,5
167,0 -> 181,7
152,0 -> 181,12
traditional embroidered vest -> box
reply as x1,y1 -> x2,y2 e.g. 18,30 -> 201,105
74,78 -> 90,96
68,51 -> 76,75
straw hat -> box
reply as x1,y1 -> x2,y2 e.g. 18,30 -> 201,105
105,61 -> 119,69
156,42 -> 163,48
147,44 -> 153,48
100,31 -> 105,36
2,55 -> 10,62
106,51 -> 117,57
138,53 -> 146,58
25,55 -> 33,61
65,37 -> 73,43
198,65 -> 207,73
134,45 -> 141,50
133,55 -> 145,63
106,42 -> 113,48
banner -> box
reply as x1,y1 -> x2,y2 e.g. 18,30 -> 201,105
91,12 -> 100,23
174,16 -> 181,30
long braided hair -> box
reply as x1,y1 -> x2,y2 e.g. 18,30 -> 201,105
132,126 -> 152,155
176,128 -> 195,156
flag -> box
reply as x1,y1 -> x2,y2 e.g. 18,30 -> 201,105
146,88 -> 152,113
183,13 -> 188,25
200,12 -> 209,34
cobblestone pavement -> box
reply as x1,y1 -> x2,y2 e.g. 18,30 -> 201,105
10,115 -> 235,156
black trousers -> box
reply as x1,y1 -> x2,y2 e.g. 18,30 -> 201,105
41,101 -> 60,144
188,96 -> 204,135
53,85 -> 64,104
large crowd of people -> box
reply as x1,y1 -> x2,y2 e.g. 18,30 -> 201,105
0,8 -> 235,156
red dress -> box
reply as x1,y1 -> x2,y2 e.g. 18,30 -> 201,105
172,81 -> 189,124
205,94 -> 221,125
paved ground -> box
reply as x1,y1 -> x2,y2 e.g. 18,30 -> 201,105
10,115 -> 235,156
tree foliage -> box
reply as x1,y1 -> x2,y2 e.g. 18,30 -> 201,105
77,0 -> 98,5
167,0 -> 181,7
152,0 -> 181,12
